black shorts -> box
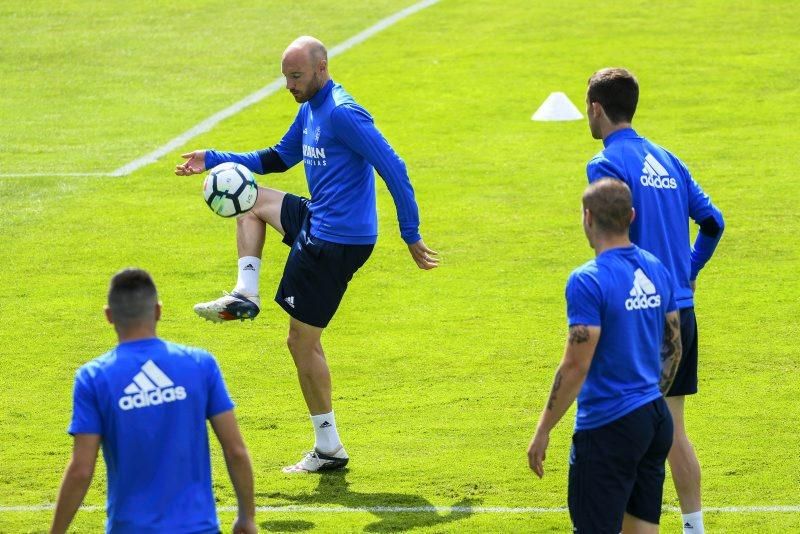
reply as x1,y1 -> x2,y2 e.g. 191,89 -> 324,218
568,398 -> 673,533
275,194 -> 373,328
666,307 -> 699,397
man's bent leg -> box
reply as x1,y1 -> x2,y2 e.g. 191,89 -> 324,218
194,187 -> 286,322
666,396 -> 703,522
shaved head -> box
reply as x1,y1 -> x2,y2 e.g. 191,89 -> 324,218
283,35 -> 327,64
281,36 -> 330,103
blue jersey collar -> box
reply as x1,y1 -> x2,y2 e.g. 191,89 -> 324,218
117,336 -> 159,347
597,244 -> 637,259
603,127 -> 639,148
309,79 -> 334,109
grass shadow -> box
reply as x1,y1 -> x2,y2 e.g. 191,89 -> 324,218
262,469 -> 480,532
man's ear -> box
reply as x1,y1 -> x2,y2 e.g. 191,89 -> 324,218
591,101 -> 605,120
155,301 -> 162,322
104,305 -> 113,325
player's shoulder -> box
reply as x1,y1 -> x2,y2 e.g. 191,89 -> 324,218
586,150 -> 624,181
330,82 -> 357,106
76,348 -> 117,381
161,339 -> 216,365
568,259 -> 602,287
330,84 -> 371,118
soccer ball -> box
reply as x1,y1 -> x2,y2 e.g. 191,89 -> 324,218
202,163 -> 259,218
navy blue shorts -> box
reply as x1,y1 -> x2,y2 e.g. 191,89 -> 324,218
568,397 -> 673,533
275,194 -> 373,328
666,307 -> 698,397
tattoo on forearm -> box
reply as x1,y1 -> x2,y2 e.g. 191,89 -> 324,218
568,325 -> 590,345
546,371 -> 563,410
659,315 -> 682,393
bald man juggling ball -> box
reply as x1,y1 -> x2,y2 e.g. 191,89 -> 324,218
176,36 -> 437,473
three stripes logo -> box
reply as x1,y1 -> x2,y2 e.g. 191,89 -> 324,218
625,268 -> 662,311
284,296 -> 295,309
640,153 -> 677,189
118,360 -> 187,411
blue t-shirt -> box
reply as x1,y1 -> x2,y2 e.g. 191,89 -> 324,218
207,79 -> 421,246
587,128 -> 723,309
68,338 -> 234,534
566,245 -> 677,430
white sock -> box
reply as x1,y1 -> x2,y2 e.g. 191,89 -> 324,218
310,411 -> 342,454
233,256 -> 260,296
682,511 -> 704,533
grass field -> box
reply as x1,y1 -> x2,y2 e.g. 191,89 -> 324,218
2,0 -> 799,532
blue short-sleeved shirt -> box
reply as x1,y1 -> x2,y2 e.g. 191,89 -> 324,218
587,128 -> 721,309
68,337 -> 234,534
566,246 -> 677,430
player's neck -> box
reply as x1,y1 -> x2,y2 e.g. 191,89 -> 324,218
116,325 -> 157,343
593,234 -> 632,256
601,121 -> 632,140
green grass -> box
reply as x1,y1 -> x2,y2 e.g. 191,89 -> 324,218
2,0 -> 800,532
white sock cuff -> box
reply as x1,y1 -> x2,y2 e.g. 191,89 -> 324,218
234,256 -> 261,296
311,411 -> 336,427
238,256 -> 261,270
682,511 -> 704,533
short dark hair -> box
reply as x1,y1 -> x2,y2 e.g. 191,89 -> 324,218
582,178 -> 632,234
108,268 -> 158,328
587,67 -> 639,123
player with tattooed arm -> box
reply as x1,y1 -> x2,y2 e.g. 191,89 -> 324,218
527,179 -> 682,533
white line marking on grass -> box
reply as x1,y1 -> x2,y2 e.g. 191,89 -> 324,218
3,505 -> 800,514
109,0 -> 441,178
0,173 -> 112,178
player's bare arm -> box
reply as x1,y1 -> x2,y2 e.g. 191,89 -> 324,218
210,410 -> 257,534
527,325 -> 600,478
659,311 -> 682,394
50,434 -> 101,534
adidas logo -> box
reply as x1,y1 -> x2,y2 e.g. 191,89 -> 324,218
319,421 -> 332,429
284,296 -> 295,308
640,153 -> 677,189
684,523 -> 693,529
118,360 -> 187,411
625,268 -> 662,311
243,263 -> 255,271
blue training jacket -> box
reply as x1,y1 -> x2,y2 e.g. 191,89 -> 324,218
206,80 -> 421,246
587,128 -> 724,309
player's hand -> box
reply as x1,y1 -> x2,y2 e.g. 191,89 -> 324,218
232,515 -> 257,534
527,430 -> 549,478
408,239 -> 439,270
175,150 -> 207,176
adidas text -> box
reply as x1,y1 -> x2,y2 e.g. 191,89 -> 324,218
119,387 -> 187,411
639,174 -> 677,189
625,294 -> 662,310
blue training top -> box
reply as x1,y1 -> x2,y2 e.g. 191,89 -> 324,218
587,128 -> 724,309
68,338 -> 234,534
206,79 -> 421,246
566,245 -> 677,431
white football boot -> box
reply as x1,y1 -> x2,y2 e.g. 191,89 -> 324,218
193,291 -> 261,322
282,446 -> 349,473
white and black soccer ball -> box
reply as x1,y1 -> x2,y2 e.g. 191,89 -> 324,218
202,163 -> 258,218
